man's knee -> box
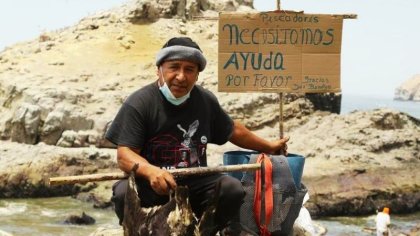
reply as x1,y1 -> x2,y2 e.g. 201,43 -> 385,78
111,180 -> 128,225
112,179 -> 128,202
219,176 -> 245,202
222,176 -> 245,196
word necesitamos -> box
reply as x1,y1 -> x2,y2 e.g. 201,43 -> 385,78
222,24 -> 334,46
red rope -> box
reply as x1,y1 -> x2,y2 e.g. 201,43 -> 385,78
253,154 -> 273,236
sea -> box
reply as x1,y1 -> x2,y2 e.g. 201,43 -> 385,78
0,197 -> 418,235
341,94 -> 419,119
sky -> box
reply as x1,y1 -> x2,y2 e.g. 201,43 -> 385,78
1,0 -> 419,98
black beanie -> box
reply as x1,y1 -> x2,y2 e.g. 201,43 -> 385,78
155,37 -> 207,71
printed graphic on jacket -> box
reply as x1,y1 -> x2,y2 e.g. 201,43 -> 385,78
144,120 -> 207,169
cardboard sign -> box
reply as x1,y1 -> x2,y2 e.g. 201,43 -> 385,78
218,11 -> 343,93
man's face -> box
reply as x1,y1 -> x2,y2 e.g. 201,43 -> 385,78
157,60 -> 199,98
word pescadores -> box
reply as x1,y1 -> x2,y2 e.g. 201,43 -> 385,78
259,12 -> 320,23
218,11 -> 343,93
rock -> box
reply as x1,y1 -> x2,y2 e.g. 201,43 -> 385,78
125,0 -> 250,21
126,0 -> 161,21
0,141 -> 118,198
39,33 -> 52,42
394,74 -> 420,101
286,109 -> 420,216
40,108 -> 94,145
64,212 -> 96,225
56,130 -> 78,147
57,130 -> 100,147
10,103 -> 41,144
89,226 -> 123,236
408,223 -> 420,236
75,182 -> 114,209
117,34 -> 135,49
305,93 -> 341,114
40,110 -> 66,144
0,84 -> 22,108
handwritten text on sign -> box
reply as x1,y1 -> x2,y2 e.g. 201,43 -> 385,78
218,12 -> 343,93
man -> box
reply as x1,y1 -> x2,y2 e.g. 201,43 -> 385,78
106,37 -> 289,235
376,207 -> 391,236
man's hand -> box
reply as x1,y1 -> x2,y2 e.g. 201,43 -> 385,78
144,164 -> 177,195
271,136 -> 289,155
116,146 -> 177,195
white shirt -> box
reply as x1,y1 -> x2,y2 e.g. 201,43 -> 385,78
376,212 -> 391,235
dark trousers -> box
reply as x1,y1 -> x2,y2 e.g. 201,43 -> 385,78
111,173 -> 245,231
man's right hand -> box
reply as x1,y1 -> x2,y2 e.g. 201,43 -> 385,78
143,164 -> 177,195
116,146 -> 177,195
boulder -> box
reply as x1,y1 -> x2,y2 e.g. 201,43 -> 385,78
40,107 -> 94,145
10,103 -> 41,144
0,141 -> 118,198
64,212 -> 96,225
394,74 -> 420,101
89,226 -> 123,236
287,109 -> 420,216
125,0 -> 254,21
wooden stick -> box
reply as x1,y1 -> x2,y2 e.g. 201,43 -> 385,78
336,14 -> 358,19
277,0 -> 286,156
49,172 -> 127,186
279,92 -> 284,140
49,163 -> 261,186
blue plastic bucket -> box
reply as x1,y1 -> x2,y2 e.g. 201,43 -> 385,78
223,151 -> 305,188
285,153 -> 305,189
223,151 -> 257,180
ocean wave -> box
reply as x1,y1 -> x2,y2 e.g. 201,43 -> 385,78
0,202 -> 27,216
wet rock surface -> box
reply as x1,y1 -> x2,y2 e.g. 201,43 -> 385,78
64,212 -> 96,225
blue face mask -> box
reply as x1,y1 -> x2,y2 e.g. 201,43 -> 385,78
159,67 -> 191,106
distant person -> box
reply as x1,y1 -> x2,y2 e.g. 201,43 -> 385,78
106,37 -> 289,235
376,207 -> 391,236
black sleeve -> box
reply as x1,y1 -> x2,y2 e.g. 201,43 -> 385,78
105,103 -> 146,149
209,94 -> 234,145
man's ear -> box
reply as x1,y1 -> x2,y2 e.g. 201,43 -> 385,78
157,66 -> 166,86
156,66 -> 160,77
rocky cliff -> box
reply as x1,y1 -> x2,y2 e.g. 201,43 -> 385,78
394,74 -> 420,101
0,0 -> 418,218
0,0 -> 322,148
